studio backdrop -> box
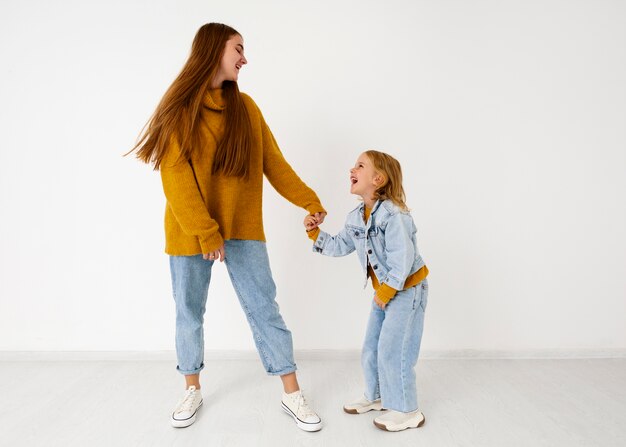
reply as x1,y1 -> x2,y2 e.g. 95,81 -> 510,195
0,0 -> 624,356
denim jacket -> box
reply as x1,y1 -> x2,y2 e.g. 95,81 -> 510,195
312,200 -> 425,289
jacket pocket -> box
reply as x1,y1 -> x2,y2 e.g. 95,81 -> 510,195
346,224 -> 367,239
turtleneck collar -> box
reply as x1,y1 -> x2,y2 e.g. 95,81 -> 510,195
203,88 -> 226,111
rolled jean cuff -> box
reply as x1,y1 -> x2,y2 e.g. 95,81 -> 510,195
176,363 -> 204,375
266,364 -> 297,376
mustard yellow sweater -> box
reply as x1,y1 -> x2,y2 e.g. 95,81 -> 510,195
161,89 -> 326,255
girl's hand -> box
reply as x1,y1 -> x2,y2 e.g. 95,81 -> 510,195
304,214 -> 319,231
374,294 -> 387,310
313,212 -> 327,225
203,244 -> 226,262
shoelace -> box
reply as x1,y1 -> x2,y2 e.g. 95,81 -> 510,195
176,388 -> 198,414
293,392 -> 316,419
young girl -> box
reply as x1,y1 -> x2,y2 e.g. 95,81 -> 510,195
304,150 -> 429,432
130,23 -> 326,432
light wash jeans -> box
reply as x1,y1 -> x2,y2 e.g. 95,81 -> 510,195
362,279 -> 428,412
169,240 -> 296,376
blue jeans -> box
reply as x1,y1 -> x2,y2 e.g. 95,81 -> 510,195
169,240 -> 297,376
362,279 -> 428,412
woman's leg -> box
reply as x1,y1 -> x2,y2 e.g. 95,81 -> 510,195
280,372 -> 300,393
170,255 -> 213,381
223,240 -> 297,380
224,239 -> 321,431
169,255 -> 212,428
185,374 -> 201,389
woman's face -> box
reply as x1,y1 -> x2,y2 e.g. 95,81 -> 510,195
214,34 -> 247,87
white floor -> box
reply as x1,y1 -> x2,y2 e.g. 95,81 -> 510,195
1,358 -> 625,447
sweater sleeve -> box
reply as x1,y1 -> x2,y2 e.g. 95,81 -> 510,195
368,264 -> 398,303
375,283 -> 398,304
160,136 -> 224,253
258,113 -> 326,215
306,227 -> 321,241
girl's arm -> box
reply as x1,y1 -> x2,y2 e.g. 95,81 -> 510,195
305,218 -> 356,257
379,212 -> 416,291
160,136 -> 223,254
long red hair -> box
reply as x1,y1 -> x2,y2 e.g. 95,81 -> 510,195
129,23 -> 252,177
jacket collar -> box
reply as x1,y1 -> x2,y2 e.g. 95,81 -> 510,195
359,200 -> 384,229
359,200 -> 384,216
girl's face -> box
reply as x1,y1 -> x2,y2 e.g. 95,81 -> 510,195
349,153 -> 382,199
213,34 -> 247,87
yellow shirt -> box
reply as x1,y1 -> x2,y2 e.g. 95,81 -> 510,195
161,89 -> 325,255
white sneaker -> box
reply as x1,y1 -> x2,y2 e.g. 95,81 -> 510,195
373,409 -> 425,432
171,386 -> 203,428
343,395 -> 383,414
281,390 -> 322,432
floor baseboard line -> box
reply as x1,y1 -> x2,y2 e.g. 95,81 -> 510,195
1,349 -> 625,362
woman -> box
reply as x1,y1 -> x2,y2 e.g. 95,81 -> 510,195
130,23 -> 326,432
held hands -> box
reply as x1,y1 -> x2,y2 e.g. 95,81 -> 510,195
203,244 -> 226,262
304,215 -> 318,231
304,212 -> 327,231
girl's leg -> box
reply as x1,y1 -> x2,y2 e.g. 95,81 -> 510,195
377,280 -> 428,413
361,300 -> 385,401
170,255 -> 213,379
223,240 -> 297,379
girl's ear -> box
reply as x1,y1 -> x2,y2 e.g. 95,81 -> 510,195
373,173 -> 386,187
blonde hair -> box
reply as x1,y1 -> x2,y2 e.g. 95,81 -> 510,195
364,150 -> 408,211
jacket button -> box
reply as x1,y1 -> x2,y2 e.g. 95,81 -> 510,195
373,265 -> 378,270
354,231 -> 359,236
368,249 -> 372,254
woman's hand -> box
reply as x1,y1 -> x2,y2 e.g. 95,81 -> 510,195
203,244 -> 226,262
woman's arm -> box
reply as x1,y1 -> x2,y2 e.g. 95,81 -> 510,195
160,136 -> 223,254
259,115 -> 326,216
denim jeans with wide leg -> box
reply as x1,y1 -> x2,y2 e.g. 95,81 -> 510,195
169,240 -> 297,376
361,279 -> 428,413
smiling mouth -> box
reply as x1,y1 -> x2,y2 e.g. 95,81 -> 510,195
350,177 -> 358,185
235,64 -> 241,70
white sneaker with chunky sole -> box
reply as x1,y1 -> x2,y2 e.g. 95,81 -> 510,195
343,396 -> 384,414
281,390 -> 322,432
373,409 -> 425,432
171,386 -> 203,428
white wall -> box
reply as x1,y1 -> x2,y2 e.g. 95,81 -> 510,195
1,0 -> 624,354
